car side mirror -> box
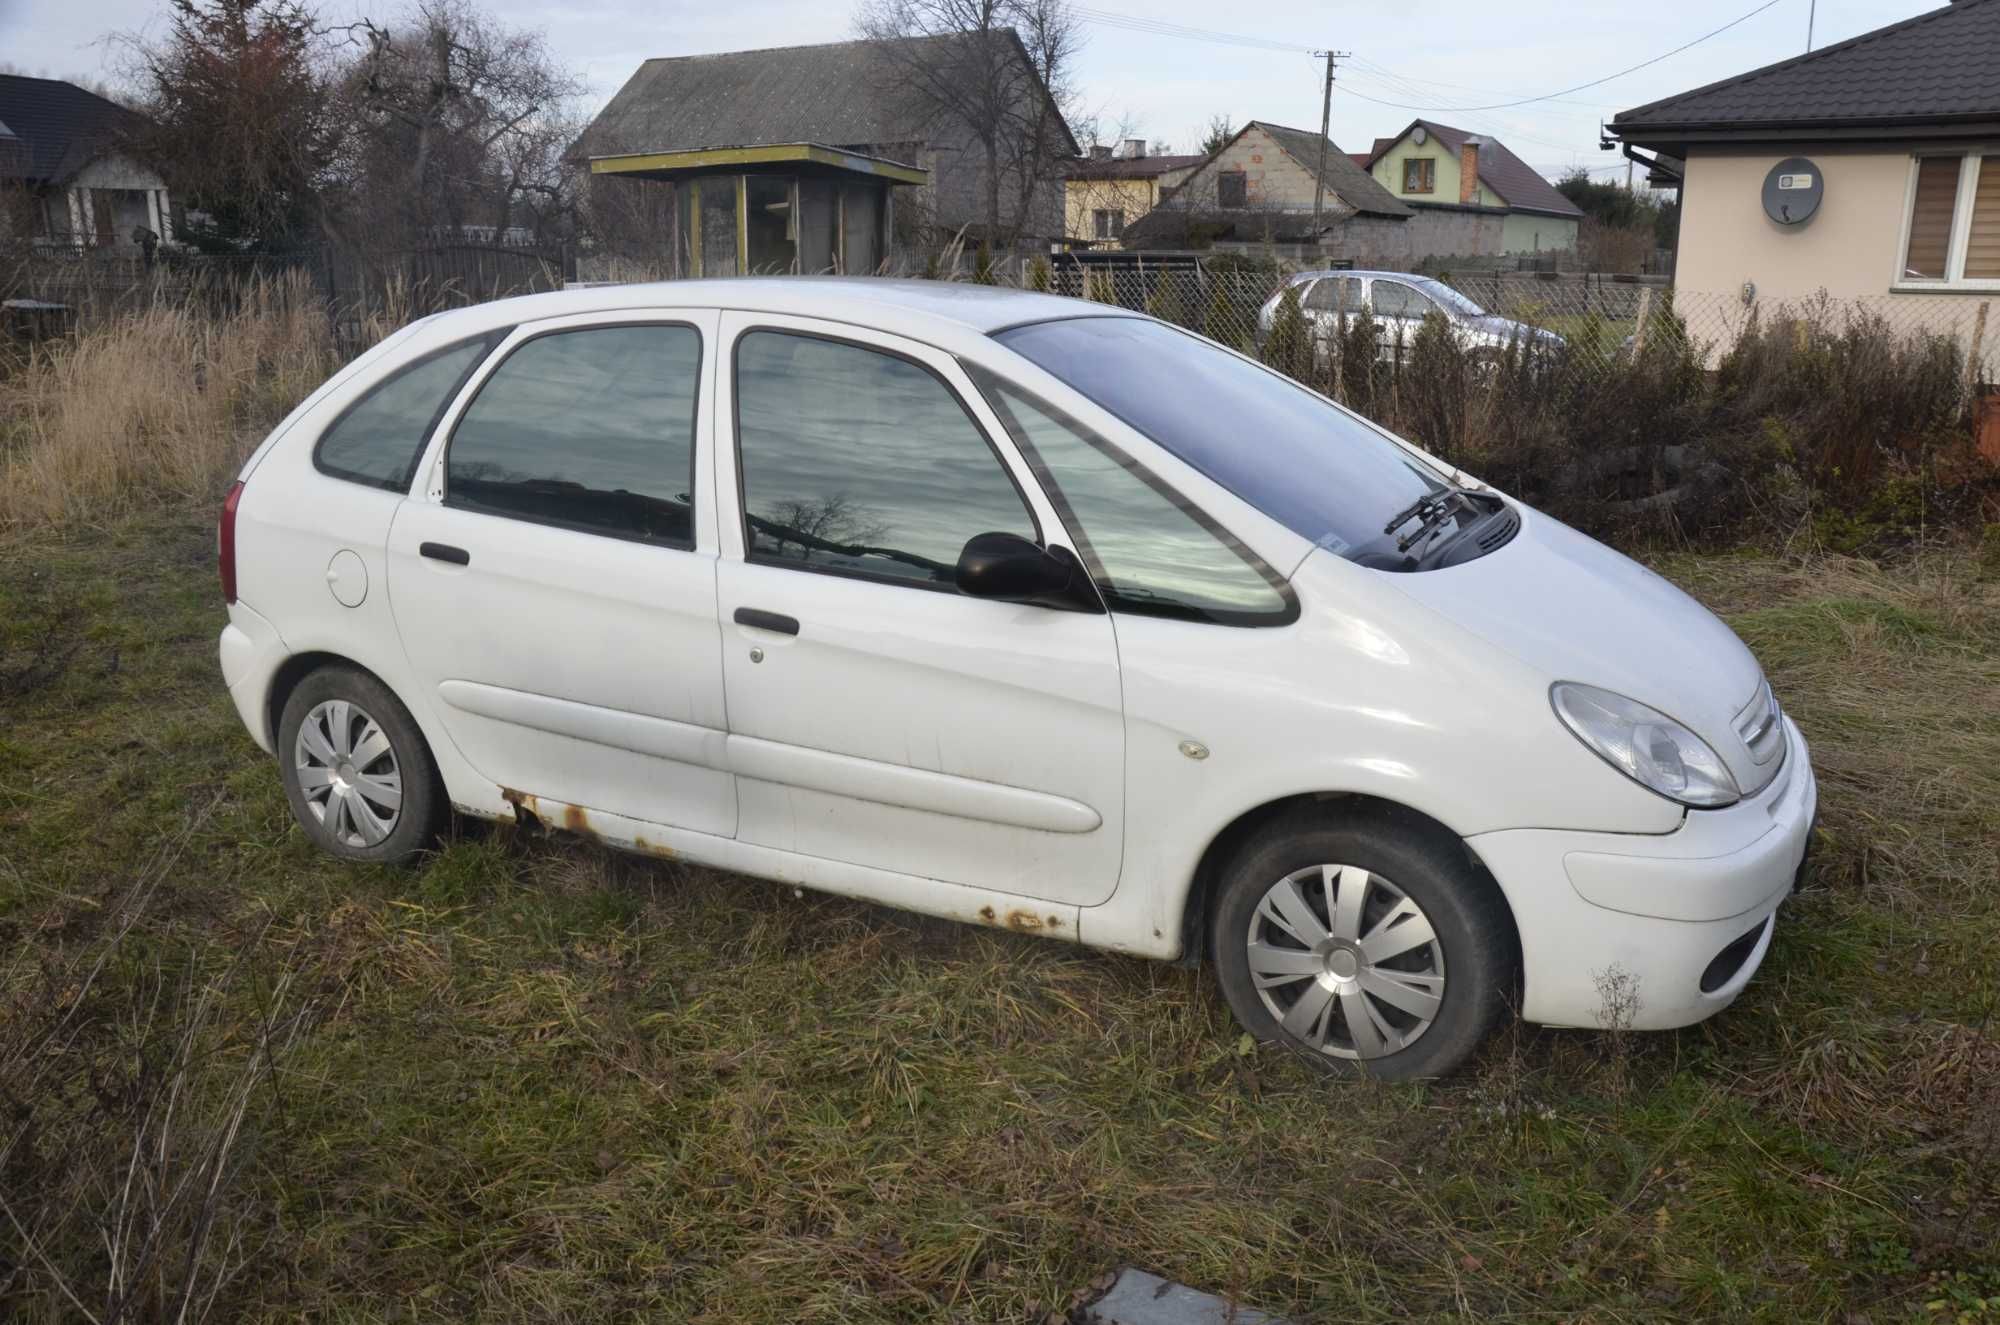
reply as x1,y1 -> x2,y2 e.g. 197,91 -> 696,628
955,531 -> 1090,608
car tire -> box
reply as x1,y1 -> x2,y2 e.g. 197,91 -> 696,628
1210,807 -> 1515,1081
278,665 -> 442,866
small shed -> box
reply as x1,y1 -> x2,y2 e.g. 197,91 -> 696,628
590,143 -> 928,276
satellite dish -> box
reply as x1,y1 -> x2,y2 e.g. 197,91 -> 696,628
1762,157 -> 1823,226
1412,126 -> 1428,146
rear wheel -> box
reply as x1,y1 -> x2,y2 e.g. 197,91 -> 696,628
1211,810 -> 1514,1080
278,665 -> 441,865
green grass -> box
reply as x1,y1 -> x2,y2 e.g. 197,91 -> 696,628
3,508 -> 1997,1322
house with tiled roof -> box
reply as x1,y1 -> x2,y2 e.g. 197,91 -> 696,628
0,74 -> 174,254
1606,0 -> 2000,315
1062,141 -> 1204,247
1363,120 -> 1583,256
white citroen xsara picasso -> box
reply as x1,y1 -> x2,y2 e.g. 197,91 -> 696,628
217,279 -> 1816,1079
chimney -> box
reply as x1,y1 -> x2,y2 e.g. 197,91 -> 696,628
1124,137 -> 1147,159
1460,136 -> 1483,204
1091,143 -> 1113,160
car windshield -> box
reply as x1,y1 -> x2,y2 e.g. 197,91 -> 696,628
995,316 -> 1450,563
1416,280 -> 1486,318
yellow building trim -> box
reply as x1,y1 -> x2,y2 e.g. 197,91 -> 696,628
590,143 -> 929,186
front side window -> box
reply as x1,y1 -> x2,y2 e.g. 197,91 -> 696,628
976,371 -> 1291,624
734,331 -> 1037,589
446,324 -> 700,545
1402,158 -> 1435,194
1903,154 -> 2000,283
315,337 -> 494,492
1369,281 -> 1437,319
995,316 -> 1449,565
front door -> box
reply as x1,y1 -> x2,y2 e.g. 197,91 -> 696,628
711,313 -> 1126,905
1367,278 -> 1439,364
387,312 -> 735,838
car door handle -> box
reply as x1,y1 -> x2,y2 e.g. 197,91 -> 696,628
420,542 -> 470,566
733,607 -> 799,636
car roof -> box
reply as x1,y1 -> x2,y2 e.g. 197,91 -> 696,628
1286,270 -> 1437,285
410,276 -> 1113,342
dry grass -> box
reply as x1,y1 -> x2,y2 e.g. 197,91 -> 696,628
2,504 -> 1996,1322
0,274 -> 405,531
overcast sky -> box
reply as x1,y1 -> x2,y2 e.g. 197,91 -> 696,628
0,0 -> 1938,181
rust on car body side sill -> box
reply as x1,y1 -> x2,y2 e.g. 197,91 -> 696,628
977,904 -> 1063,933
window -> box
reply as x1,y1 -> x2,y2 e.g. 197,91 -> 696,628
1368,281 -> 1438,319
315,337 -> 495,492
445,325 -> 701,546
1217,169 -> 1248,208
1304,276 -> 1365,314
995,317 -> 1450,566
1092,208 -> 1125,240
976,372 -> 1291,624
1902,154 -> 2000,285
1402,158 -> 1435,194
735,331 -> 1037,589
745,176 -> 796,272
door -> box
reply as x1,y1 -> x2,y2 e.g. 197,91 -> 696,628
1367,278 -> 1440,364
712,314 -> 1125,905
1303,274 -> 1365,359
387,312 -> 735,837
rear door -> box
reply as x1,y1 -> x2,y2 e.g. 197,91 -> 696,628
1303,274 -> 1364,358
711,313 -> 1126,905
1367,279 -> 1440,364
386,311 -> 735,837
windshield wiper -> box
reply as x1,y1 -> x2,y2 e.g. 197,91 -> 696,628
1383,488 -> 1470,553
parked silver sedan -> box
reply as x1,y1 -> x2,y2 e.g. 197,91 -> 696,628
1257,270 -> 1565,364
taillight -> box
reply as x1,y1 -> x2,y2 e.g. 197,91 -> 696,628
219,479 -> 244,604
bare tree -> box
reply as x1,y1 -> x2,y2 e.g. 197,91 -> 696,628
339,0 -> 582,244
855,0 -> 1081,248
126,0 -> 344,248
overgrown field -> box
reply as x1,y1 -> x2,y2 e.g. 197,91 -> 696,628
2,503 -> 1997,1322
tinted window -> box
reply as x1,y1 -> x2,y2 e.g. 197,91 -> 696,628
1304,276 -> 1365,314
735,332 -> 1036,588
995,317 -> 1447,564
446,325 -> 700,545
978,373 -> 1290,624
1370,281 -> 1436,319
315,338 -> 492,491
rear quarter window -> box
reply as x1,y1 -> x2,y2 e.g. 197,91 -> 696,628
313,336 -> 498,492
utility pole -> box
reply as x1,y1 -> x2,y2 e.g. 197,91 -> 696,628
1311,49 -> 1350,245
1806,0 -> 1817,50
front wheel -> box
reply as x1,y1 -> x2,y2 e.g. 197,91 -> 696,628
1211,810 -> 1515,1081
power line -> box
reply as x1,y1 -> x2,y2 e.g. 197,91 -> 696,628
1326,0 -> 1788,111
1075,0 -> 1789,111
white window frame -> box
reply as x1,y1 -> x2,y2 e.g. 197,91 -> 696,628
1892,149 -> 2000,293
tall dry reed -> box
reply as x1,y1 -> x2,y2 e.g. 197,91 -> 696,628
0,273 -> 353,530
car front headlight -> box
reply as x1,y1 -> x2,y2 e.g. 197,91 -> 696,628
1551,682 -> 1740,808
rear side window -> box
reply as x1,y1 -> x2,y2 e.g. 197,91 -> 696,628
314,338 -> 493,492
733,331 -> 1038,589
975,370 -> 1293,625
1304,277 -> 1364,313
446,324 -> 701,546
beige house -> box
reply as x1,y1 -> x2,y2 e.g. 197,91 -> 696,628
0,74 -> 175,253
1062,141 -> 1202,248
1608,0 -> 1999,360
1362,120 -> 1581,255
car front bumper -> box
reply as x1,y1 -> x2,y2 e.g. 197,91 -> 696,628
1468,716 -> 1817,1030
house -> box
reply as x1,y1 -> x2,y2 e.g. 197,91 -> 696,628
1606,0 -> 2000,326
1062,140 -> 1203,248
0,74 -> 174,253
1363,120 -> 1583,255
1124,120 -> 1413,256
579,33 -> 1077,274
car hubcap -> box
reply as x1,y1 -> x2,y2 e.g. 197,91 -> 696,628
295,699 -> 402,848
1246,863 -> 1446,1060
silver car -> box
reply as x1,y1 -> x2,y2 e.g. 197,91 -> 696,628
1257,270 -> 1564,364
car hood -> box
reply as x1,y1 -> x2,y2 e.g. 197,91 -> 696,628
1378,507 -> 1768,790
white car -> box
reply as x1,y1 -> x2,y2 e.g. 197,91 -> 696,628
217,279 -> 1815,1080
